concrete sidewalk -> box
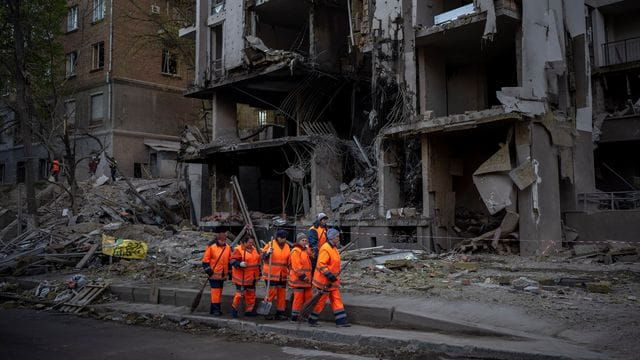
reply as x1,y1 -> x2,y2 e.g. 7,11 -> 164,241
5,276 -> 606,359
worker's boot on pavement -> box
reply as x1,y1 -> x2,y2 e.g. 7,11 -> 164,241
335,318 -> 351,327
230,307 -> 238,318
274,311 -> 288,321
245,309 -> 257,317
290,315 -> 299,322
308,318 -> 320,327
210,303 -> 222,316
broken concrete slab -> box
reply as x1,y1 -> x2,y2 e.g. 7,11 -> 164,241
509,160 -> 536,190
473,174 -> 513,215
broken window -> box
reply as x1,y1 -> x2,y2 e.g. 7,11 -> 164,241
66,51 -> 77,77
209,25 -> 223,79
67,6 -> 78,32
210,0 -> 224,15
92,42 -> 104,70
161,49 -> 178,75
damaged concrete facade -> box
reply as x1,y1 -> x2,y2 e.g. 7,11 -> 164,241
184,0 -> 615,255
377,0 -> 597,256
563,0 -> 640,244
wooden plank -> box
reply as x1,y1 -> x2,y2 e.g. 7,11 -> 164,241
75,243 -> 100,270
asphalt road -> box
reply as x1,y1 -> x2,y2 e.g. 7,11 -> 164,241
0,308 -> 376,360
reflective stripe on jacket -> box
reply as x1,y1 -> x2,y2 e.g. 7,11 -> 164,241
201,243 -> 230,280
262,240 -> 291,282
230,244 -> 261,286
312,242 -> 341,290
288,244 -> 312,288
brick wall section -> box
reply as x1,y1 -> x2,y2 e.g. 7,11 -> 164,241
57,0 -> 200,177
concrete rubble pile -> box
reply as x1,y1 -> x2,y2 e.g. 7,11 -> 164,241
331,175 -> 379,220
0,179 -> 201,279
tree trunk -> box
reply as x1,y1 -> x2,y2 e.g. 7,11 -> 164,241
8,0 -> 38,227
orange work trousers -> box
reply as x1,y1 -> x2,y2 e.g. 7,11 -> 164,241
265,281 -> 287,312
309,288 -> 347,325
290,287 -> 312,317
232,285 -> 256,312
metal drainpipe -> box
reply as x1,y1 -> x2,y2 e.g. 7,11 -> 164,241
108,0 -> 114,136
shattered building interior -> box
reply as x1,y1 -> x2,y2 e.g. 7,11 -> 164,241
181,0 -> 640,255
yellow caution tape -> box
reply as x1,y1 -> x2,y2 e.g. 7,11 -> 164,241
101,234 -> 148,259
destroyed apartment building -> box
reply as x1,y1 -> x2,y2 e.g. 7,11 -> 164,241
180,0 -> 640,255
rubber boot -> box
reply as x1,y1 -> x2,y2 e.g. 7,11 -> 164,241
274,310 -> 287,321
335,317 -> 351,327
210,303 -> 222,316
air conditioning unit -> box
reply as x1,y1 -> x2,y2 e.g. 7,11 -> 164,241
150,4 -> 160,15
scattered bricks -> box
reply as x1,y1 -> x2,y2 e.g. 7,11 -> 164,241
586,281 -> 612,294
511,277 -> 539,291
461,279 -> 471,286
453,262 -> 478,272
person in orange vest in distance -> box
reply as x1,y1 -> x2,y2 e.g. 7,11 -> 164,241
308,228 -> 350,327
51,159 -> 61,181
289,232 -> 313,322
230,235 -> 261,318
201,231 -> 230,316
308,212 -> 328,266
261,229 -> 291,320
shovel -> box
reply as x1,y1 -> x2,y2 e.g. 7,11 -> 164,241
256,242 -> 273,315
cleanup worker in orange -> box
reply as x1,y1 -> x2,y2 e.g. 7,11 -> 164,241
308,212 -> 328,266
288,232 -> 313,322
308,228 -> 350,327
51,159 -> 61,181
230,235 -> 261,318
261,229 -> 291,320
201,231 -> 230,316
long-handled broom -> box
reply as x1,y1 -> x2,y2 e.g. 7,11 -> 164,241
298,258 -> 353,321
190,245 -> 228,313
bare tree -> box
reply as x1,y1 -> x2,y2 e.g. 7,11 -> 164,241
1,0 -> 67,227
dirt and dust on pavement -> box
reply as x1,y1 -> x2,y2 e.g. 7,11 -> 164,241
0,179 -> 639,359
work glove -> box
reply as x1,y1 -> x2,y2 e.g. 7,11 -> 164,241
266,247 -> 273,255
326,273 -> 337,283
239,261 -> 247,268
298,274 -> 307,281
204,267 -> 213,276
231,260 -> 240,268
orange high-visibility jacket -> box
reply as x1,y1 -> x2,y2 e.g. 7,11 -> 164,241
262,240 -> 291,282
230,244 -> 261,286
309,224 -> 327,250
201,243 -> 230,280
312,242 -> 341,290
51,160 -> 60,172
288,244 -> 312,288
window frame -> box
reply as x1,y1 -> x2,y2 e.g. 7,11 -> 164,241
66,51 -> 77,78
92,42 -> 105,70
161,48 -> 179,75
90,92 -> 104,124
64,99 -> 76,128
67,6 -> 78,32
93,0 -> 105,22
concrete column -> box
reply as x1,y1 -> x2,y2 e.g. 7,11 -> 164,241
591,8 -> 606,68
311,146 -> 342,218
378,140 -> 402,217
517,122 -> 562,256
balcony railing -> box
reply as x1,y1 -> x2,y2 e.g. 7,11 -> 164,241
603,36 -> 640,66
578,191 -> 640,212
